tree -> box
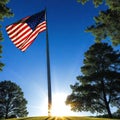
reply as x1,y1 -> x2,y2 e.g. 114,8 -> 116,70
0,0 -> 13,71
77,0 -> 120,46
66,43 -> 120,118
0,80 -> 28,118
113,109 -> 120,118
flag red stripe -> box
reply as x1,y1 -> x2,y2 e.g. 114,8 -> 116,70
12,27 -> 32,43
20,22 -> 46,51
7,23 -> 25,36
21,22 -> 46,48
6,17 -> 30,34
15,32 -> 32,46
21,27 -> 46,52
10,25 -> 30,40
20,28 -> 46,51
8,24 -> 29,40
20,40 -> 33,51
20,26 -> 44,51
6,23 -> 21,32
20,21 -> 46,47
6,11 -> 46,52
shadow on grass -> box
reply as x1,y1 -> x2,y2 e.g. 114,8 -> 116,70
17,116 -> 72,120
18,116 -> 51,120
18,118 -> 30,120
44,117 -> 51,120
45,116 -> 72,120
44,117 -> 72,120
64,117 -> 71,120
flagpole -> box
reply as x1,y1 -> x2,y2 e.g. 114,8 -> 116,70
45,9 -> 52,116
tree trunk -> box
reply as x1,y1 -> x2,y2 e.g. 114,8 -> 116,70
5,105 -> 8,119
105,102 -> 113,118
101,80 -> 113,118
5,112 -> 8,119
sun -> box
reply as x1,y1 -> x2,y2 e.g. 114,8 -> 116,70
51,92 -> 72,116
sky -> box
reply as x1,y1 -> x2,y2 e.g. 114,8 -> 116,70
0,0 -> 116,117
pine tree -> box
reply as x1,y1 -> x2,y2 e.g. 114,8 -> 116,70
77,0 -> 120,46
66,43 -> 120,118
0,0 -> 13,71
0,80 -> 28,118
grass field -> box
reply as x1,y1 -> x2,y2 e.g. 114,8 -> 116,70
6,116 -> 119,120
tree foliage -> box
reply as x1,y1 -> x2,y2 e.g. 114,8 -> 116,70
0,80 -> 28,119
0,0 -> 13,71
0,0 -> 13,40
0,0 -> 13,21
113,109 -> 120,118
66,43 -> 120,118
77,0 -> 120,46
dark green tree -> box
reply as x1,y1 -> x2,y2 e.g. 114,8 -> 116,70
0,0 -> 13,71
0,80 -> 28,119
113,109 -> 120,118
77,0 -> 120,46
66,43 -> 120,118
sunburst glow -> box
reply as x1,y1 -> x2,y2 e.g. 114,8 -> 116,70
51,92 -> 73,116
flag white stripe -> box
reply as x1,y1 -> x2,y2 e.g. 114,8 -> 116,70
10,25 -> 31,40
8,24 -> 28,38
21,27 -> 46,51
11,26 -> 32,41
20,22 -> 46,48
7,23 -> 23,34
14,30 -> 32,45
6,11 -> 46,52
20,25 -> 46,51
21,24 -> 46,48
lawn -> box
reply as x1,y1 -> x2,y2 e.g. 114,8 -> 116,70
6,116 -> 119,120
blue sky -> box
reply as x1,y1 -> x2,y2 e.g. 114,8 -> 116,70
0,0 -> 115,117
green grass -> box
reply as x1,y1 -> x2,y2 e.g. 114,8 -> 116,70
6,116 -> 119,120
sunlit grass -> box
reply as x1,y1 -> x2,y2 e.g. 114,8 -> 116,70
7,116 -> 119,120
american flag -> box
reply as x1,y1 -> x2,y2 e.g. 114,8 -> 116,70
6,10 -> 46,52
